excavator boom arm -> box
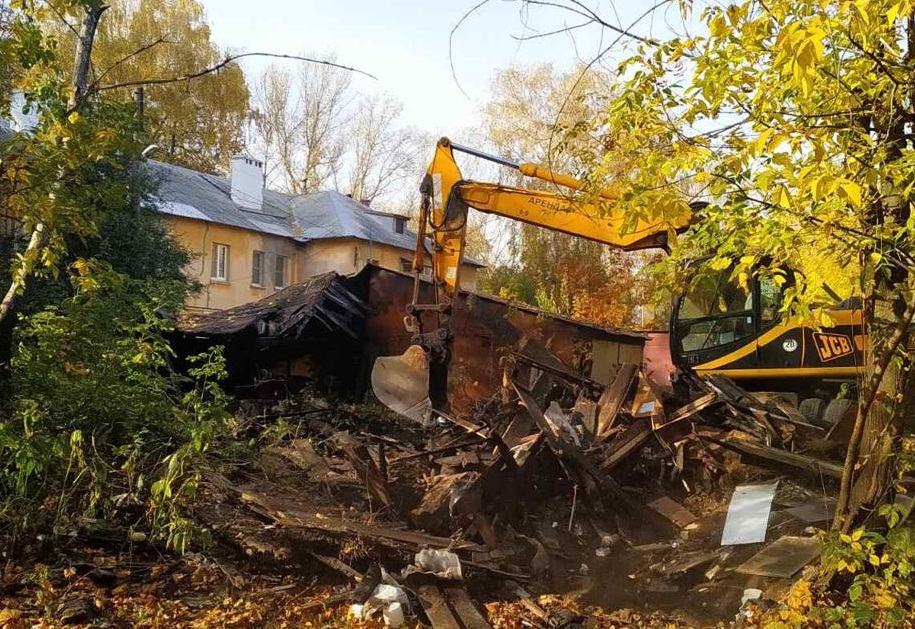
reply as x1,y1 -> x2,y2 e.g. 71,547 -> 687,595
372,137 -> 691,418
423,138 -> 691,302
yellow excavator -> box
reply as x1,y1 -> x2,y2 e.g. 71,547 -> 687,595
371,138 -> 865,421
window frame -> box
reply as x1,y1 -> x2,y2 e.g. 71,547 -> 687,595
400,257 -> 413,274
251,250 -> 265,287
273,254 -> 288,289
394,217 -> 406,234
210,242 -> 229,281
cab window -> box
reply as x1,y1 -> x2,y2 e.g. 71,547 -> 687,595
759,276 -> 783,325
677,271 -> 755,352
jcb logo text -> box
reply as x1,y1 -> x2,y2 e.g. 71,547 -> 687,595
813,332 -> 854,362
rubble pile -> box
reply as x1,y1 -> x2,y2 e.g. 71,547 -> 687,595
193,340 -> 853,628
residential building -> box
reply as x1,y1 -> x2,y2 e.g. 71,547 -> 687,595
149,155 -> 483,312
1,104 -> 483,312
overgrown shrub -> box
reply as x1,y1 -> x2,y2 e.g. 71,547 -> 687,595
0,263 -> 231,551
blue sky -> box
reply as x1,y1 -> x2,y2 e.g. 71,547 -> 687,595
197,1 -> 686,135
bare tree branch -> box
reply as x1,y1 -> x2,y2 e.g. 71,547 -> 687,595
93,37 -> 169,87
95,52 -> 376,93
251,62 -> 354,193
40,0 -> 81,37
521,0 -> 660,46
449,0 -> 495,99
510,20 -> 593,42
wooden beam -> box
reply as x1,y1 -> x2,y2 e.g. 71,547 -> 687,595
715,437 -> 843,478
667,392 -> 718,424
445,587 -> 493,629
238,487 -> 486,553
600,419 -> 652,471
596,364 -> 638,438
417,585 -> 462,629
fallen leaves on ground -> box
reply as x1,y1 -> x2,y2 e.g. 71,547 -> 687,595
1,555 -> 390,629
486,593 -> 700,629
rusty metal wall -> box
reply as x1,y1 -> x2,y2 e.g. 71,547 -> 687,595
361,267 -> 646,416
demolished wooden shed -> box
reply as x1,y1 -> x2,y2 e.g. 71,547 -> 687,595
175,264 -> 647,410
176,272 -> 369,396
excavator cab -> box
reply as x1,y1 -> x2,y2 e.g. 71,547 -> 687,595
671,264 -> 864,387
671,266 -> 793,376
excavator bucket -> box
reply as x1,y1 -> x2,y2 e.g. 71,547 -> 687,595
371,345 -> 432,422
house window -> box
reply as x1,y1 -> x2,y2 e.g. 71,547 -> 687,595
394,217 -> 406,234
251,250 -> 265,287
401,257 -> 432,277
274,254 -> 288,288
211,243 -> 229,281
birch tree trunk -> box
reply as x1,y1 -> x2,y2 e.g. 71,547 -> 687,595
0,6 -> 105,327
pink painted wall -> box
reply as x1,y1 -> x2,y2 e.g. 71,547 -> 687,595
643,332 -> 674,391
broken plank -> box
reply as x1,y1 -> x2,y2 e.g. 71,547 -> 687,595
514,334 -> 603,394
600,419 -> 651,471
514,382 -> 639,512
389,435 -> 484,464
631,372 -> 663,419
411,472 -> 479,533
307,551 -> 362,579
647,495 -> 697,528
596,364 -> 638,439
764,397 -> 823,430
504,581 -> 549,622
445,587 -> 493,629
436,410 -> 490,436
656,549 -> 719,576
333,433 -> 402,519
715,437 -> 843,478
418,585 -> 462,629
573,395 -> 598,441
238,488 -> 486,554
735,535 -> 822,578
666,392 -> 718,424
515,383 -> 604,481
462,561 -> 531,580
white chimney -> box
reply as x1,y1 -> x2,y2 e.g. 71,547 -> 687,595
9,91 -> 39,132
230,154 -> 264,210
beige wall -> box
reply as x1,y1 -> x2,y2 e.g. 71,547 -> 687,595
300,238 -> 479,291
167,217 -> 480,311
167,217 -> 302,312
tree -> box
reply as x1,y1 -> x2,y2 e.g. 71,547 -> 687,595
249,64 -> 431,212
0,2 -> 121,326
0,2 -> 224,548
476,63 -> 644,327
348,93 -> 426,206
252,61 -> 353,193
52,0 -> 250,173
521,0 -> 915,529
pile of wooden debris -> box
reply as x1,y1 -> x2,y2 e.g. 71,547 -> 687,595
185,342 -> 854,627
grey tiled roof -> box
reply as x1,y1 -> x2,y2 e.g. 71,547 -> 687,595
289,190 -> 419,251
146,160 -> 485,267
